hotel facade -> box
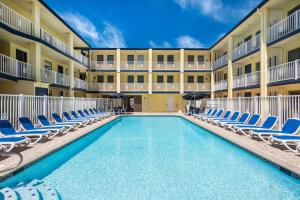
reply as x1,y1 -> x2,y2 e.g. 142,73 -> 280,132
0,0 -> 299,112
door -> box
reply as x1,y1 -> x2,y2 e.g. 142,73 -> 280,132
57,65 -> 64,84
167,97 -> 174,112
16,49 -> 27,77
245,64 -> 252,74
134,96 -> 142,112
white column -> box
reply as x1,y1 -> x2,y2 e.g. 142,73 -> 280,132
180,49 -> 184,94
227,37 -> 233,98
148,49 -> 152,94
117,49 -> 121,93
260,7 -> 269,97
31,1 -> 40,37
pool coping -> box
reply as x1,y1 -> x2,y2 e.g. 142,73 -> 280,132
0,116 -> 119,180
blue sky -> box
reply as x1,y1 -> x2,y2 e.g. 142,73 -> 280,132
44,0 -> 262,48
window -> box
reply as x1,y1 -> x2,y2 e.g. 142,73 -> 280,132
237,67 -> 242,76
137,75 -> 144,83
45,61 -> 52,70
244,92 -> 252,97
187,76 -> 194,83
269,56 -> 278,67
157,55 -> 164,64
167,55 -> 174,64
80,73 -> 86,80
197,76 -> 204,83
137,55 -> 144,64
97,55 -> 104,63
157,75 -> 164,83
60,91 -> 64,97
107,75 -> 114,83
127,55 -> 134,64
245,64 -> 252,74
197,55 -> 205,64
167,75 -> 174,83
97,75 -> 104,83
187,55 -> 194,64
57,65 -> 64,74
127,75 -> 134,83
288,48 -> 300,62
224,73 -> 228,80
16,49 -> 27,63
256,62 -> 260,71
107,55 -> 114,64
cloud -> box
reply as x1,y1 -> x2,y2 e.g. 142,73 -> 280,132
174,0 -> 261,23
149,40 -> 172,48
61,12 -> 126,48
176,35 -> 203,48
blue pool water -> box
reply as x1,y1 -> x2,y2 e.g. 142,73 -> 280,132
1,116 -> 300,199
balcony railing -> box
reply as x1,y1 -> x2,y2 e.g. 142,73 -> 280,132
120,61 -> 149,70
90,61 -> 116,71
40,28 -> 72,56
74,78 -> 87,90
0,2 -> 33,35
184,83 -> 211,91
0,53 -> 32,79
152,83 -> 180,91
268,10 -> 300,43
213,54 -> 228,70
121,83 -> 148,91
152,62 -> 180,71
268,60 -> 300,83
184,62 -> 211,71
73,51 -> 88,66
232,35 -> 260,60
88,83 -> 117,91
214,80 -> 228,91
40,68 -> 69,86
233,71 -> 260,88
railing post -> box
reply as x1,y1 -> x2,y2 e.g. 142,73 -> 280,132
18,94 -> 24,118
43,95 -> 47,115
295,60 -> 298,80
254,96 -> 258,114
277,95 -> 282,127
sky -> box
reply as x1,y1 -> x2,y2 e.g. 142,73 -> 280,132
44,0 -> 263,48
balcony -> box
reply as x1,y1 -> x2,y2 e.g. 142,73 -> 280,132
40,68 -> 69,87
184,83 -> 211,92
0,53 -> 32,79
0,2 -> 33,35
152,83 -> 180,92
74,78 -> 87,90
214,80 -> 228,91
121,83 -> 148,92
268,10 -> 300,44
233,71 -> 260,88
152,62 -> 180,71
213,54 -> 228,70
120,61 -> 149,71
90,61 -> 116,71
268,60 -> 300,84
184,62 -> 211,71
88,83 -> 117,92
73,51 -> 89,66
232,35 -> 260,61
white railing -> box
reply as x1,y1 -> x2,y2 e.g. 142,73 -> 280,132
268,10 -> 300,43
233,71 -> 260,88
268,60 -> 300,83
184,61 -> 211,71
120,83 -> 148,91
214,80 -> 228,91
120,61 -> 149,70
0,94 -> 113,129
213,54 -> 228,70
74,78 -> 87,90
233,35 -> 260,60
0,53 -> 32,79
184,83 -> 211,91
205,95 -> 300,127
40,68 -> 70,86
152,62 -> 180,70
90,61 -> 117,71
73,51 -> 89,66
40,28 -> 72,56
88,83 -> 117,91
152,83 -> 180,91
0,2 -> 33,35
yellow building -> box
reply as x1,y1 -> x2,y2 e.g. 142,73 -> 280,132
0,0 -> 299,112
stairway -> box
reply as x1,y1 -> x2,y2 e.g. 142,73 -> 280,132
0,179 -> 61,200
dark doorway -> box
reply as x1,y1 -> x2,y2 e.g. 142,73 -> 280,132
57,65 -> 64,74
35,87 -> 48,96
134,96 -> 142,112
16,49 -> 27,62
245,64 -> 252,74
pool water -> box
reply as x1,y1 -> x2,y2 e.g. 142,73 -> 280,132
1,116 -> 300,199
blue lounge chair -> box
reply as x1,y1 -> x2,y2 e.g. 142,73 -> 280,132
208,111 -> 231,123
78,110 -> 98,122
71,111 -> 94,123
63,112 -> 89,126
90,109 -> 109,118
223,113 -> 250,128
199,109 -> 217,120
193,108 -> 212,118
0,136 -> 29,152
51,113 -> 81,128
83,109 -> 102,120
228,114 -> 261,131
215,111 -> 240,125
37,115 -> 72,133
204,110 -> 224,121
250,118 -> 300,142
268,135 -> 300,153
94,108 -> 114,117
233,116 -> 278,135
0,119 -> 52,145
19,117 -> 63,137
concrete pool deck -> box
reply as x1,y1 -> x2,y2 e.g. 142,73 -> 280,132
0,113 -> 300,181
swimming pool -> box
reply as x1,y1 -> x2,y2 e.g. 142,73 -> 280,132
1,116 -> 300,199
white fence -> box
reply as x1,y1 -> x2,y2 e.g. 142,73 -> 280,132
213,54 -> 228,70
233,71 -> 260,88
232,34 -> 260,60
0,94 -> 117,129
204,95 -> 300,127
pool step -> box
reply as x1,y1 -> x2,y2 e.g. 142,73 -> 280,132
14,184 -> 39,200
0,187 -> 18,200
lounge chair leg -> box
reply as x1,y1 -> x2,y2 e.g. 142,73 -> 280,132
5,144 -> 15,152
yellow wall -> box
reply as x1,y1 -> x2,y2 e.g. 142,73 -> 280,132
142,94 -> 184,112
0,80 -> 35,95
